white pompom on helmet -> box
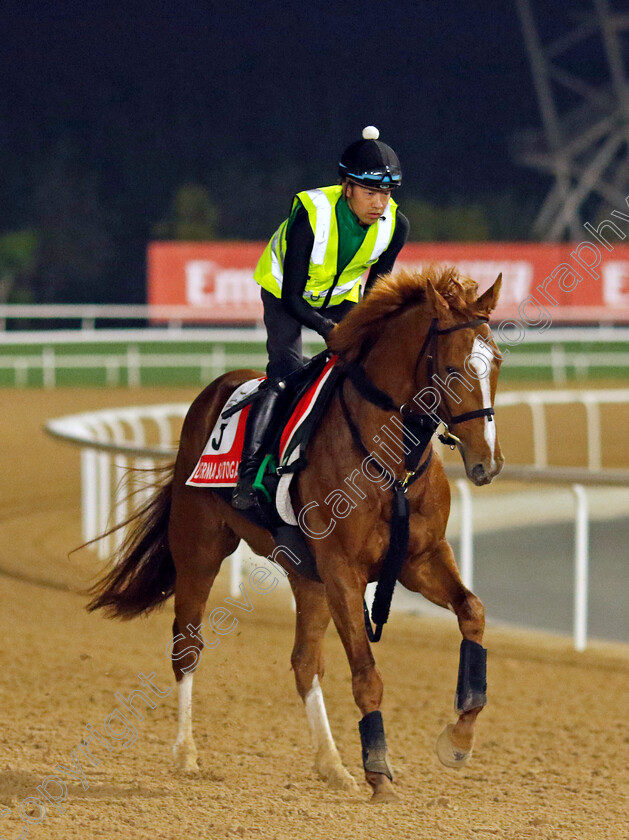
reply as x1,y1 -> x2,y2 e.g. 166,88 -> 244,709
338,126 -> 402,190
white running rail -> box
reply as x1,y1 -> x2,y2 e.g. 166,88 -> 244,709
47,404 -> 188,558
0,328 -> 326,388
45,390 -> 629,650
2,323 -> 629,387
498,388 -> 629,470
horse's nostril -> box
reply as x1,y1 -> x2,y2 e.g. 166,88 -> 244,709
471,464 -> 486,481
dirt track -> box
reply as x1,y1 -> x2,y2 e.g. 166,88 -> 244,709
1,388 -> 629,840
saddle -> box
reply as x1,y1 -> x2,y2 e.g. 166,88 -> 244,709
187,351 -> 341,580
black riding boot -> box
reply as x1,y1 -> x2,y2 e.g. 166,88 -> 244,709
231,386 -> 284,510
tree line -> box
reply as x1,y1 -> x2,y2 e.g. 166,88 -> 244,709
0,142 -> 538,306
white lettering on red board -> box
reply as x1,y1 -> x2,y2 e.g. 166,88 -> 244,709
185,260 -> 259,307
603,262 -> 629,305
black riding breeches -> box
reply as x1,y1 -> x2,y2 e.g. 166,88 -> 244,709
261,288 -> 355,380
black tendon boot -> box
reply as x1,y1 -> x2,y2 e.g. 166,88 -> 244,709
231,386 -> 283,510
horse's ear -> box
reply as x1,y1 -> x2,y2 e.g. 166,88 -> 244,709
476,273 -> 502,315
425,280 -> 450,318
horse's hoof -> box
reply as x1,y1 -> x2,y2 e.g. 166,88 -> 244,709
326,767 -> 359,792
316,750 -> 358,791
435,724 -> 472,769
173,741 -> 199,775
366,772 -> 398,804
369,787 -> 398,804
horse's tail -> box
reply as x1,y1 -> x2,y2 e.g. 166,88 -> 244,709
86,470 -> 176,620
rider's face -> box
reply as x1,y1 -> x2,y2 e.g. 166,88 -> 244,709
344,182 -> 392,225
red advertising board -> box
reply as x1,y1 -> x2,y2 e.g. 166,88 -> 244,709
147,241 -> 629,323
148,242 -> 265,322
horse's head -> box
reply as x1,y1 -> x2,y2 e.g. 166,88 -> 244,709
328,264 -> 505,486
422,275 -> 504,486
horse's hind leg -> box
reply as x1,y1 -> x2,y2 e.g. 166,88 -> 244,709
289,575 -> 357,792
400,538 -> 486,769
169,491 -> 240,774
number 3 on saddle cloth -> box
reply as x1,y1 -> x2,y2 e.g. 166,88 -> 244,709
186,352 -> 342,580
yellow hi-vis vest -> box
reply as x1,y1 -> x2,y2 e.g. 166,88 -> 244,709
253,185 -> 398,308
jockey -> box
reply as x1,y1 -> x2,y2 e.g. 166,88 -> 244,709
232,126 -> 410,510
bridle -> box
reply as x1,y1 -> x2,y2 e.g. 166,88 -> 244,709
411,316 -> 495,442
339,315 -> 496,485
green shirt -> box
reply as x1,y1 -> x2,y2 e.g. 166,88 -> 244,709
287,195 -> 368,276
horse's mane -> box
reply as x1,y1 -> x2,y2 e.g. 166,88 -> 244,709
329,264 -> 479,361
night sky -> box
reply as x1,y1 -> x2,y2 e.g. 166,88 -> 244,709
0,0 -> 597,300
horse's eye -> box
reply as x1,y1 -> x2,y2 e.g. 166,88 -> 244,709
445,366 -> 457,374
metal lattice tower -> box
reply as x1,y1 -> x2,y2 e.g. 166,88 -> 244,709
514,0 -> 629,240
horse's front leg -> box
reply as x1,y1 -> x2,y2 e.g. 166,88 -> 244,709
399,538 -> 487,769
323,566 -> 397,804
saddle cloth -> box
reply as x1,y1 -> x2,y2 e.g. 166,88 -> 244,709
186,356 -> 339,525
186,377 -> 263,487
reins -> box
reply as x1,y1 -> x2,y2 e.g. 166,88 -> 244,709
338,314 -> 493,642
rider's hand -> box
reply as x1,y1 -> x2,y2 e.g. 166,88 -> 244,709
321,319 -> 336,343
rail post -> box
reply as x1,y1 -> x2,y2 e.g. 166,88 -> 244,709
581,396 -> 602,471
81,448 -> 99,543
572,484 -> 589,651
527,395 -> 548,468
456,479 -> 474,589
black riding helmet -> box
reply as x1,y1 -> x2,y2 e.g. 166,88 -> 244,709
338,126 -> 402,190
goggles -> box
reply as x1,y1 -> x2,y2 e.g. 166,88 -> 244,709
343,166 -> 402,189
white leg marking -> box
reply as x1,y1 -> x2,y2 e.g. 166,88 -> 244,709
470,336 -> 496,468
304,676 -> 356,790
173,673 -> 198,772
305,675 -> 337,755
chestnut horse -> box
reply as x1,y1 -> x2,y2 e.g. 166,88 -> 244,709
88,265 -> 503,803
